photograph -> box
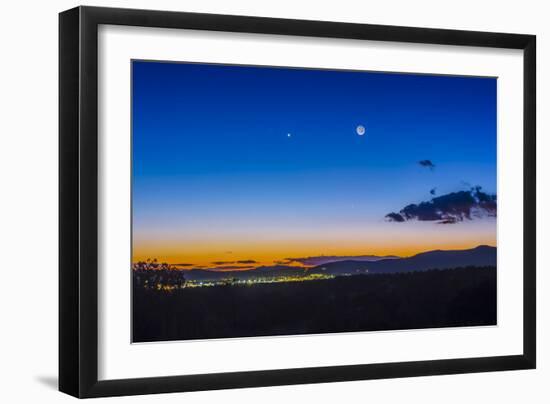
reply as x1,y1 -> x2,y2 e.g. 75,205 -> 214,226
0,0 -> 542,401
131,60 -> 498,343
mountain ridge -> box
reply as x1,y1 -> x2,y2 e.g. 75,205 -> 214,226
176,245 -> 496,281
309,245 -> 496,276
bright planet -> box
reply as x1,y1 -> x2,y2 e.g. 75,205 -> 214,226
356,125 -> 366,136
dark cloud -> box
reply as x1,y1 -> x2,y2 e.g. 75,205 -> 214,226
284,254 -> 400,266
212,265 -> 255,271
439,218 -> 458,224
211,259 -> 258,265
172,263 -> 194,267
385,212 -> 405,222
419,160 -> 435,170
386,187 -> 496,224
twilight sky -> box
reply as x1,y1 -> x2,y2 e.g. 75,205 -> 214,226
132,61 -> 497,268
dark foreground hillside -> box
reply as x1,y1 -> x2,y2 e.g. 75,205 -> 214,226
133,266 -> 496,342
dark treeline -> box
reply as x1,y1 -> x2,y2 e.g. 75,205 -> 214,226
132,266 -> 496,342
133,268 -> 186,290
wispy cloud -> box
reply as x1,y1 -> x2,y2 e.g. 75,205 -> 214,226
211,259 -> 257,266
419,160 -> 435,170
211,265 -> 255,271
282,254 -> 399,266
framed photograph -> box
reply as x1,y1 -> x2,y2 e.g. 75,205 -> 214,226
59,6 -> 536,398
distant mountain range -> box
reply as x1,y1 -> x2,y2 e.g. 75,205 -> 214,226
179,246 -> 496,281
183,265 -> 307,281
308,245 -> 496,276
282,254 -> 399,266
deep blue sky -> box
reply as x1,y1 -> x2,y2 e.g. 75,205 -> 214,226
132,60 -> 497,265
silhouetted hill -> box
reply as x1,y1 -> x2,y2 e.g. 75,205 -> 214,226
133,266 -> 497,342
282,254 -> 400,266
182,265 -> 306,281
168,246 -> 496,281
254,265 -> 305,273
310,245 -> 496,276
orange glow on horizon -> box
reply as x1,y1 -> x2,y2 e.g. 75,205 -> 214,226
132,217 -> 496,269
132,238 -> 496,269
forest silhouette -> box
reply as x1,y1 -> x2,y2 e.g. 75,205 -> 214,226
133,265 -> 496,342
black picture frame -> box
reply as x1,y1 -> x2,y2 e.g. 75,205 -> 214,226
59,5 -> 536,398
